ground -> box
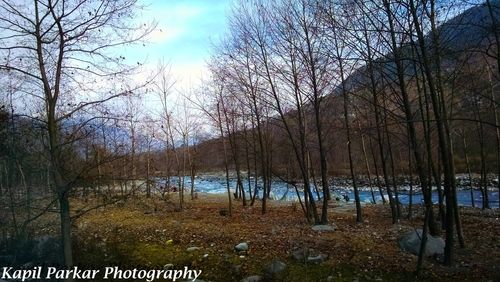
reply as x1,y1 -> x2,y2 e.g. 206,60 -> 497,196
71,194 -> 500,281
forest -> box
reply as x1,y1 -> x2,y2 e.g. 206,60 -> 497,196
0,0 -> 499,281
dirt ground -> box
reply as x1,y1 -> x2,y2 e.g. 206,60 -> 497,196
71,193 -> 500,281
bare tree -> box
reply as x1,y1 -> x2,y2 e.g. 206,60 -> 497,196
0,0 -> 154,268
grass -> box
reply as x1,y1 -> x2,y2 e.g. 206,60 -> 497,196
70,193 -> 500,281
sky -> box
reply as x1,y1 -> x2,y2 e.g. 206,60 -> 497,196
128,0 -> 232,93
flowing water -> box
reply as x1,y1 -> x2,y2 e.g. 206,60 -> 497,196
157,175 -> 499,208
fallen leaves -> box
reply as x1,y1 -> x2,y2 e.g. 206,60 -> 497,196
71,195 -> 500,281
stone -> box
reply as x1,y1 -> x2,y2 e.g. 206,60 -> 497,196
234,242 -> 249,252
263,260 -> 287,280
291,248 -> 309,261
311,224 -> 336,232
398,229 -> 445,257
186,246 -> 201,252
163,263 -> 174,270
307,253 -> 328,264
291,248 -> 328,264
240,275 -> 262,282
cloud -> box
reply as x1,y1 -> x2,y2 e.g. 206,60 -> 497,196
171,62 -> 207,90
127,0 -> 230,96
147,26 -> 184,43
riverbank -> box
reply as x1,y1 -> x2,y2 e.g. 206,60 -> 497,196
153,173 -> 500,208
70,193 -> 499,281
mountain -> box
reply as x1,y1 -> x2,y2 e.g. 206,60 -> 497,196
340,0 -> 500,95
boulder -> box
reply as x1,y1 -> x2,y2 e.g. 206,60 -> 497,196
234,242 -> 249,252
311,224 -> 336,232
398,229 -> 445,257
263,260 -> 287,280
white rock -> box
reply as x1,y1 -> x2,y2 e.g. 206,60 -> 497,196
234,242 -> 249,252
398,229 -> 445,257
186,246 -> 201,252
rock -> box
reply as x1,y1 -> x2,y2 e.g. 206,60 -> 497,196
307,253 -> 328,264
291,248 -> 309,261
163,263 -> 174,270
398,229 -> 445,257
291,247 -> 328,264
311,224 -> 336,232
186,246 -> 201,252
241,275 -> 262,282
263,260 -> 287,280
234,242 -> 249,252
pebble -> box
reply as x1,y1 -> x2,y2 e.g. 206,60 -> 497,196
186,247 -> 201,252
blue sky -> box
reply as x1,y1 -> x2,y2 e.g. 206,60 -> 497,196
128,0 -> 232,89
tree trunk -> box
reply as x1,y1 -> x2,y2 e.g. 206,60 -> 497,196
462,129 -> 475,207
59,191 -> 73,268
217,102 -> 232,216
358,120 -> 376,204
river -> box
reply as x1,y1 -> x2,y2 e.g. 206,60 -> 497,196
157,175 -> 499,208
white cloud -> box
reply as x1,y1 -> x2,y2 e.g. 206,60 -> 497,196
129,60 -> 207,112
171,62 -> 207,92
147,26 -> 184,43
